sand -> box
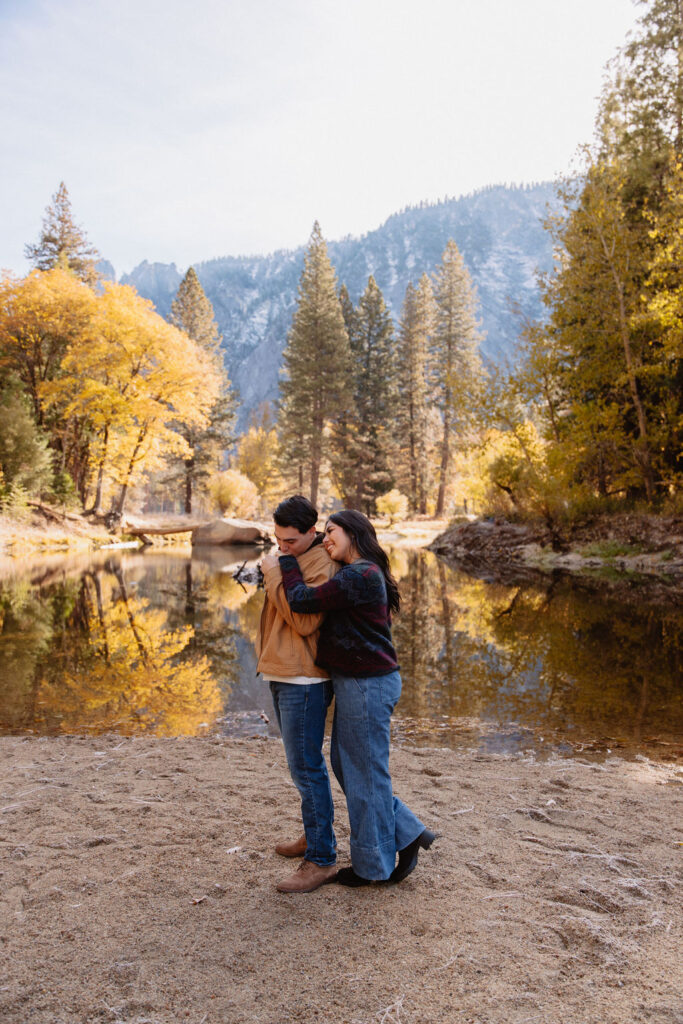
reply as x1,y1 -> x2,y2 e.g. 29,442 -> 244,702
1,734 -> 682,1024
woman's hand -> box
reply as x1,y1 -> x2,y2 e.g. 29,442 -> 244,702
260,551 -> 280,572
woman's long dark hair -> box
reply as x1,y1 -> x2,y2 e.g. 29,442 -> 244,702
327,510 -> 400,613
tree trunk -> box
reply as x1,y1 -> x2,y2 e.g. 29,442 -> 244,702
184,458 -> 194,515
435,402 -> 451,517
595,218 -> 655,502
309,454 -> 320,508
115,427 -> 146,517
408,398 -> 417,513
90,426 -> 108,514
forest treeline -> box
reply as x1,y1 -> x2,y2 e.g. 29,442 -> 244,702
0,0 -> 680,527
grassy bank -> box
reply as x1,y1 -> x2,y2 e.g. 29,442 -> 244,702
0,505 -> 119,556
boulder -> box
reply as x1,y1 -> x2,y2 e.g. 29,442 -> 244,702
191,517 -> 271,547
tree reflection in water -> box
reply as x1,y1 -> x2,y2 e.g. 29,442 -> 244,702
0,555 -> 243,736
0,549 -> 680,753
391,549 -> 682,751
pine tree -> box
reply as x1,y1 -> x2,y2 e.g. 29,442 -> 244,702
167,267 -> 237,513
431,241 -> 483,517
602,0 -> 683,163
278,223 -> 352,507
0,378 -> 53,499
25,182 -> 99,284
345,276 -> 397,514
396,275 -> 434,514
170,267 -> 221,358
328,284 -> 358,505
524,0 -> 683,505
540,165 -> 660,501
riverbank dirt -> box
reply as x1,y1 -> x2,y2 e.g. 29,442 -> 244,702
0,507 -> 113,557
1,734 -> 681,1024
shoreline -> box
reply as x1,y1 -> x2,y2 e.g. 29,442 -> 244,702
429,513 -> 683,600
3,507 -> 682,594
2,732 -> 681,1024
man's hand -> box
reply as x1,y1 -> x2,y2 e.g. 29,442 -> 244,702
260,551 -> 280,572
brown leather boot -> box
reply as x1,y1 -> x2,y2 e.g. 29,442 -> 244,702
276,859 -> 338,894
275,834 -> 307,858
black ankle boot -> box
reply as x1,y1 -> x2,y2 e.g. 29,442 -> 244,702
389,828 -> 437,884
335,867 -> 373,887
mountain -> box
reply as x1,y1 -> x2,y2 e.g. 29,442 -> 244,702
121,182 -> 559,430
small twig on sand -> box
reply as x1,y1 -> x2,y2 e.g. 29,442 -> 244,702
378,995 -> 406,1024
435,943 -> 466,971
353,995 -> 406,1024
482,891 -> 524,900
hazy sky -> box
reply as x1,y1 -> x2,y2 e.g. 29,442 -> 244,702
0,0 -> 638,277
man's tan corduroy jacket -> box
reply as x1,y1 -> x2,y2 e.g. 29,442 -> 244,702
256,537 -> 337,679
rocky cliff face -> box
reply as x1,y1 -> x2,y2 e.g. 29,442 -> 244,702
121,183 -> 559,428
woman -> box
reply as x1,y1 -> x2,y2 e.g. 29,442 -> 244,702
276,509 -> 436,886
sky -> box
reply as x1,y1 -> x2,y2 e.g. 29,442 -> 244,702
0,0 -> 640,277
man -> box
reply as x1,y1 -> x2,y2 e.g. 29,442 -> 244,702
258,495 -> 338,894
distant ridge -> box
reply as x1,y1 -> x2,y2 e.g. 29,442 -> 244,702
121,182 -> 559,428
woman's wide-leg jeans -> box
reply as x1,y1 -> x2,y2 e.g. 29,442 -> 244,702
331,671 -> 424,880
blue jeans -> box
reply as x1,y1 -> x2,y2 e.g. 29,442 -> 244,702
330,671 -> 424,880
269,681 -> 336,866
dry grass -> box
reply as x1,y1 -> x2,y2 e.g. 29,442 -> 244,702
0,508 -> 113,558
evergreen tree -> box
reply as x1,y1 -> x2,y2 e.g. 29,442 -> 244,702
431,241 -> 483,516
540,164 -> 659,501
396,275 -> 434,514
345,276 -> 397,514
278,223 -> 352,507
523,0 -> 683,504
601,0 -> 683,163
167,267 -> 237,513
170,267 -> 221,357
328,284 -> 358,506
0,378 -> 53,499
25,182 -> 99,284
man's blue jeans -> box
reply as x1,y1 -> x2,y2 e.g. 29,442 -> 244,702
269,681 -> 336,866
330,671 -> 424,880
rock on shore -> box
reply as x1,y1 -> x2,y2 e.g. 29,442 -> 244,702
430,514 -> 683,596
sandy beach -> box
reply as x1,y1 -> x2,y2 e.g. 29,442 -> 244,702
1,733 -> 681,1024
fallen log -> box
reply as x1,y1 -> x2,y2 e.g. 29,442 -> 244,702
121,515 -> 212,537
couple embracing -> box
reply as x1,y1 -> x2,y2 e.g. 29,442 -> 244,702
257,495 -> 436,894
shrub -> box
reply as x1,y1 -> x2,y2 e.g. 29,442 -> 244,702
208,469 -> 258,518
376,488 -> 408,525
0,380 -> 53,498
43,469 -> 79,510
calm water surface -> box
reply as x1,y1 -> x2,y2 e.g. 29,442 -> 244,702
0,546 -> 681,759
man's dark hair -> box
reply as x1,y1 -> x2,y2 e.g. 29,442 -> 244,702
273,495 -> 318,534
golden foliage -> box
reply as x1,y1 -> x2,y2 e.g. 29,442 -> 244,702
33,576 -> 222,736
208,468 -> 258,517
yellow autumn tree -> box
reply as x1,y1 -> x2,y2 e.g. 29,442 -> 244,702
43,283 -> 221,516
0,269 -> 96,427
235,404 -> 281,510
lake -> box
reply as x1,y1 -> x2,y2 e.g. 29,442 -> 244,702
0,545 -> 681,759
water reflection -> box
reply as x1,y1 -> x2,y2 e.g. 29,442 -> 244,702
0,550 -> 269,737
0,547 -> 681,757
392,550 -> 682,757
